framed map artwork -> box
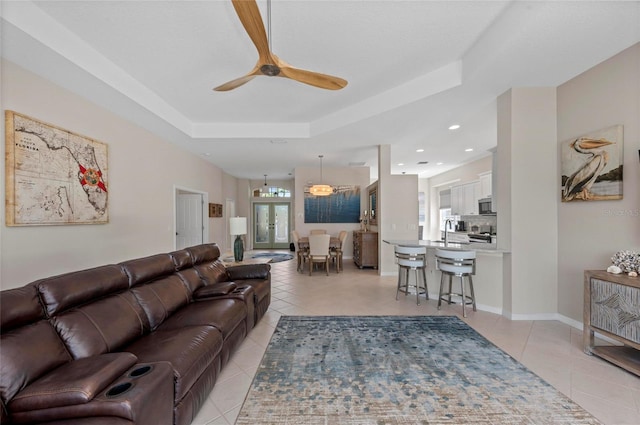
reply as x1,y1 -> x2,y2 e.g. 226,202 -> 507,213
5,111 -> 109,226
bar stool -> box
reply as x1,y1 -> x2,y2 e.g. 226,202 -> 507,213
434,248 -> 476,317
395,246 -> 429,305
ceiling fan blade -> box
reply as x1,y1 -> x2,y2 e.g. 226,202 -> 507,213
279,65 -> 348,90
213,65 -> 261,91
231,0 -> 271,62
213,75 -> 256,92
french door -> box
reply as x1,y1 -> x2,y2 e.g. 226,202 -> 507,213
253,203 -> 290,249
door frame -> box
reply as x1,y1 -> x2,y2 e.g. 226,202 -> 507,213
252,201 -> 291,249
225,198 -> 236,252
173,185 -> 209,249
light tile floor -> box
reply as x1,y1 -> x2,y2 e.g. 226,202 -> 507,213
193,254 -> 640,425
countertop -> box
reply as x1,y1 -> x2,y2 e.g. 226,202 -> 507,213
383,239 -> 509,254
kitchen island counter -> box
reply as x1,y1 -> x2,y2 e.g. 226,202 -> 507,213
383,239 -> 509,254
384,239 -> 508,313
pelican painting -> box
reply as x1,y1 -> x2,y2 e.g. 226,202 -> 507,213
561,125 -> 623,202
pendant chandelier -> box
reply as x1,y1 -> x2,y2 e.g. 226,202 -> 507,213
309,155 -> 333,196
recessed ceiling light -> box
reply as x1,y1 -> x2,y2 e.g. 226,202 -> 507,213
436,162 -> 444,165
449,124 -> 461,130
416,148 -> 424,153
398,163 -> 404,166
465,148 -> 474,152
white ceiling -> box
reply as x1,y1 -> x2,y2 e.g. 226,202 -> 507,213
2,1 -> 639,181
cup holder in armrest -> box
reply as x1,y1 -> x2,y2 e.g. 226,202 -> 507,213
129,365 -> 153,378
105,382 -> 133,398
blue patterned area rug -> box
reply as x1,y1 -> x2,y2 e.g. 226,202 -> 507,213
236,316 -> 601,425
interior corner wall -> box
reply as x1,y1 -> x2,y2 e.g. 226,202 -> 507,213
498,87 -> 559,317
1,60 -> 231,288
557,42 -> 640,322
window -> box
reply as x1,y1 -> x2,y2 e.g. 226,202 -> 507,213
439,208 -> 459,231
438,189 -> 458,231
254,187 -> 291,198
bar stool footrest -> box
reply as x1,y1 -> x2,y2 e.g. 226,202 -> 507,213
438,293 -> 475,306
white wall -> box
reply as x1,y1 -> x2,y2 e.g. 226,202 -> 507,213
1,60 -> 236,288
294,165 -> 370,259
378,145 -> 419,275
498,87 -> 559,318
557,42 -> 640,322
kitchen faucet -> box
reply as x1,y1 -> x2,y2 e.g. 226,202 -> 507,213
444,219 -> 454,247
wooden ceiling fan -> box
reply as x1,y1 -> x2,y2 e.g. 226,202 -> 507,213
214,0 -> 348,91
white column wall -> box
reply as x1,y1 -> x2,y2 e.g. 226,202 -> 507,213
378,145 -> 419,276
497,87 -> 559,317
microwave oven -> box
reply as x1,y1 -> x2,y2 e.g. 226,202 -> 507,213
478,198 -> 495,215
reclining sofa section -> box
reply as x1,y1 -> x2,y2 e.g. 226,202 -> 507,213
0,243 -> 271,425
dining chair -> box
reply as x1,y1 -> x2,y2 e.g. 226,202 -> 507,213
309,229 -> 327,235
291,230 -> 307,272
308,234 -> 331,276
435,248 -> 476,317
330,230 -> 348,273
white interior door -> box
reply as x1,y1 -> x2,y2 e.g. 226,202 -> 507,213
176,193 -> 203,249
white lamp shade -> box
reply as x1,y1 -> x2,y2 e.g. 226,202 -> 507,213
229,217 -> 247,235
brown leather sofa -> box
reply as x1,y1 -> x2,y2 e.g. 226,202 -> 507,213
0,243 -> 271,425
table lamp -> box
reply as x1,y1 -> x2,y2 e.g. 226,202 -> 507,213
229,217 -> 247,262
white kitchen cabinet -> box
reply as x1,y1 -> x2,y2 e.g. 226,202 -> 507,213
479,172 -> 492,199
451,181 -> 480,215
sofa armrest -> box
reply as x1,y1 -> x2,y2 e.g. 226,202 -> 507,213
226,264 -> 270,280
193,281 -> 237,299
9,362 -> 174,425
9,353 -> 138,412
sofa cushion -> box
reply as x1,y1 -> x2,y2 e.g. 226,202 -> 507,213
0,284 -> 43,330
1,285 -> 72,406
1,321 -> 72,406
124,326 -> 223,401
9,353 -> 138,412
193,282 -> 237,298
186,244 -> 220,264
120,254 -> 175,287
131,275 -> 191,330
235,278 -> 271,305
159,299 -> 246,339
52,292 -> 148,359
226,263 -> 270,280
176,268 -> 206,295
169,249 -> 193,271
194,260 -> 230,286
36,265 -> 129,316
